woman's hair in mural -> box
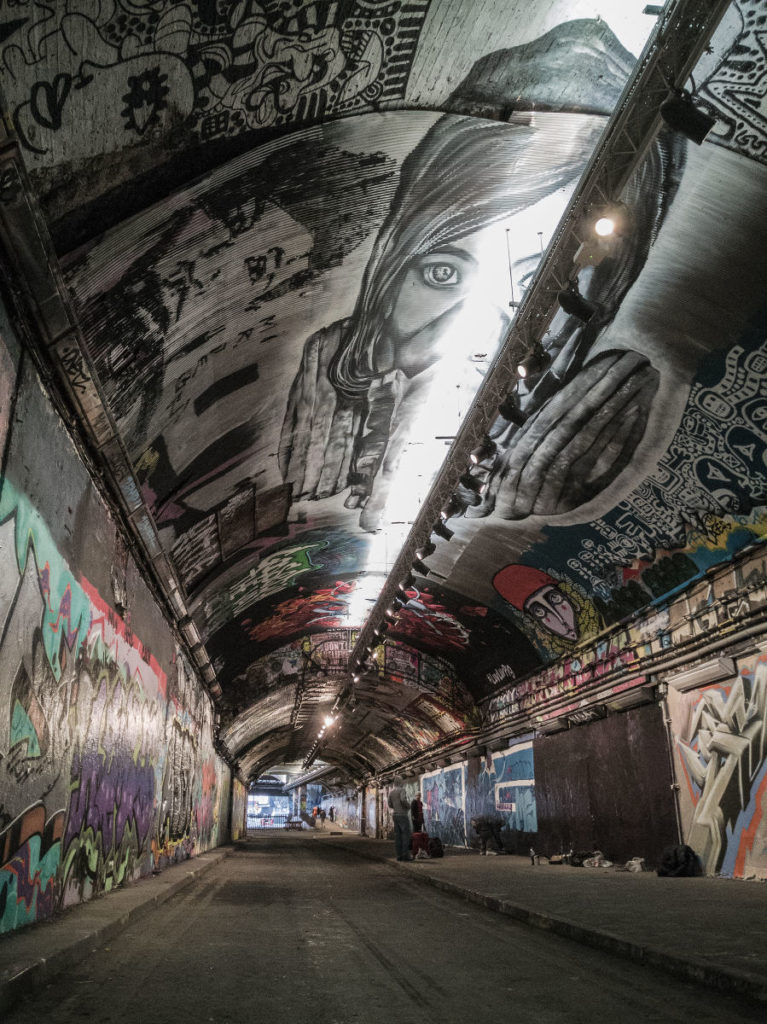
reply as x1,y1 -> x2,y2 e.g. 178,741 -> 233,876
327,112 -> 606,401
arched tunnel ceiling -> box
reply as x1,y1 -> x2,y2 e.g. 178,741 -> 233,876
2,1 -> 767,782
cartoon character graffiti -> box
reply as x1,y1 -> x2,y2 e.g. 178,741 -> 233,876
494,565 -> 579,642
493,564 -> 600,657
204,2 -> 349,130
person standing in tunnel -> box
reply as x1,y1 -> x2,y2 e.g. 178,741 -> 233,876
411,791 -> 424,833
388,777 -> 412,861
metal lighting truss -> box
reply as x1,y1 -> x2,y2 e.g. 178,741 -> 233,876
306,0 -> 732,768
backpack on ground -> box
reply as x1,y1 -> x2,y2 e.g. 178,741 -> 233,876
657,844 -> 702,877
427,836 -> 444,858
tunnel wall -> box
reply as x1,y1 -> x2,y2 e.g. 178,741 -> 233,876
532,704 -> 677,865
231,779 -> 248,840
666,648 -> 767,880
319,791 -> 360,831
0,305 -> 231,936
397,715 -> 673,867
373,617 -> 767,878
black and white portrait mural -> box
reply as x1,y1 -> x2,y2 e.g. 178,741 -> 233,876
56,3 -> 767,689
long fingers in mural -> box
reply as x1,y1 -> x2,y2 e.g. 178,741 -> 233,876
490,350 -> 659,519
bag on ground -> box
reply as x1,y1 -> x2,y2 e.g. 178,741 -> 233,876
657,844 -> 702,877
427,836 -> 444,858
411,831 -> 429,856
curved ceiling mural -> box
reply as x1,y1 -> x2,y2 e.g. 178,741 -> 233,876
2,0 -> 766,782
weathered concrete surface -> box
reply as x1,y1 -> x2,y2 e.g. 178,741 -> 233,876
2,834 -> 766,1024
0,849 -> 231,1017
2,832 -> 767,1021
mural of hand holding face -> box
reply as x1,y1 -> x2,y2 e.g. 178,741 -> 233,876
279,108 -> 607,531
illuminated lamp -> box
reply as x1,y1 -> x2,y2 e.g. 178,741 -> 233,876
518,344 -> 554,378
440,494 -> 467,521
411,557 -> 430,576
660,90 -> 716,145
470,438 -> 496,465
556,281 -> 596,324
399,573 -> 416,591
433,519 -> 454,542
416,539 -> 437,559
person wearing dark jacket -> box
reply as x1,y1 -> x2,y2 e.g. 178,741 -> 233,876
410,795 -> 424,832
471,814 -> 507,855
387,778 -> 412,861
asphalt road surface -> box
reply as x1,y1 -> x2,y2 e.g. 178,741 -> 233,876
7,837 -> 764,1024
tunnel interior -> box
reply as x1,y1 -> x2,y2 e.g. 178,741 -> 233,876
2,0 -> 767,936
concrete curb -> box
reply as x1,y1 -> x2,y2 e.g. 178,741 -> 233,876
328,838 -> 767,1005
0,847 -> 232,1017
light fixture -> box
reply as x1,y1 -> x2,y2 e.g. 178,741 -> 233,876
497,393 -> 526,425
416,539 -> 436,559
374,620 -> 390,635
470,438 -> 496,465
324,715 -> 335,727
556,281 -> 596,323
385,606 -> 398,619
399,573 -> 415,591
458,472 -> 484,495
660,90 -> 715,145
440,495 -> 466,521
517,344 -> 553,378
412,557 -> 430,576
433,519 -> 454,542
666,657 -> 735,692
594,216 -> 615,237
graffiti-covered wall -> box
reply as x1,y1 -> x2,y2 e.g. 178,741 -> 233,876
0,301 -> 230,936
231,779 -> 248,841
667,651 -> 767,879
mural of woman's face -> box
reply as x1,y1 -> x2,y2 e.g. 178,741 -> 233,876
381,224 -> 516,378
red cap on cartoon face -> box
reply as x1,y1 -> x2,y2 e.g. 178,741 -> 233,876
493,564 -> 554,611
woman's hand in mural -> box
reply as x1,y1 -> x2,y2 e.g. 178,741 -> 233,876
487,350 -> 659,519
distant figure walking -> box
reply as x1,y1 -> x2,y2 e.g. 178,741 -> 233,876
471,815 -> 507,856
320,808 -> 327,828
410,794 -> 424,833
329,807 -> 335,823
388,777 -> 412,861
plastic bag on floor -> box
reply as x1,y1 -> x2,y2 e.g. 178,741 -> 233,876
625,857 -> 646,872
582,850 -> 613,868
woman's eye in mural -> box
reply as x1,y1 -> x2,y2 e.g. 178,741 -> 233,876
421,261 -> 461,289
548,590 -> 564,606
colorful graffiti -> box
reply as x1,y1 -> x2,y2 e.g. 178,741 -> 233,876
670,656 -> 767,879
1,447 -> 227,935
422,765 -> 465,847
465,743 -> 537,834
